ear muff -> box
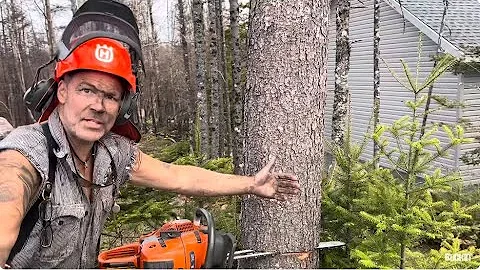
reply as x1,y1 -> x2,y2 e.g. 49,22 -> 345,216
23,78 -> 58,121
115,92 -> 138,125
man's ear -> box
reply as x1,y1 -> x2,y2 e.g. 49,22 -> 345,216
57,80 -> 67,104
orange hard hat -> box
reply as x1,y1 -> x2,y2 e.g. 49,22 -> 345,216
38,37 -> 141,142
54,37 -> 136,92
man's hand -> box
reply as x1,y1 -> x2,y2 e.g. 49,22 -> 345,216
251,157 -> 300,200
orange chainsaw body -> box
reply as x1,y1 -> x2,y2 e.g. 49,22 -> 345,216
98,219 -> 209,268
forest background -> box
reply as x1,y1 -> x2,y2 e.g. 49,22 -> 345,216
0,0 -> 479,268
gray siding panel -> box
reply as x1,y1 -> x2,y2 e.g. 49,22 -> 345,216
326,0 -> 463,178
326,0 -> 374,148
459,75 -> 480,184
378,0 -> 459,172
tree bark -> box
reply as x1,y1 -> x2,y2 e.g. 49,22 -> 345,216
208,0 -> 220,158
215,0 -> 228,157
44,0 -> 55,57
229,0 -> 243,174
9,0 -> 27,126
177,0 -> 196,146
69,0 -> 77,15
332,0 -> 351,146
240,0 -> 329,268
192,0 -> 209,156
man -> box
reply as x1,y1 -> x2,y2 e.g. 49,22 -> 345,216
0,1 -> 299,268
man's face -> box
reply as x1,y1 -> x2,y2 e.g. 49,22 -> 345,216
57,70 -> 124,143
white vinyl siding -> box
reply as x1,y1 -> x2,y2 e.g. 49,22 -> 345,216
325,0 -> 374,150
326,0 -> 463,177
458,74 -> 480,184
377,1 -> 460,173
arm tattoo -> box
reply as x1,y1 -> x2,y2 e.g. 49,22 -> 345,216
161,162 -> 171,170
132,149 -> 142,172
0,157 -> 39,213
0,182 -> 17,203
18,166 -> 37,212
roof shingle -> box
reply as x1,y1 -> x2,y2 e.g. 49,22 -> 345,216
393,0 -> 480,54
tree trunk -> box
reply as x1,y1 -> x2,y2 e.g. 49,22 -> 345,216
208,0 -> 220,158
192,0 -> 209,156
69,0 -> 77,15
240,0 -> 329,268
177,0 -> 196,147
332,0 -> 350,146
229,0 -> 243,174
151,95 -> 157,134
215,0 -> 228,157
373,0 -> 380,162
9,0 -> 27,126
44,0 -> 55,57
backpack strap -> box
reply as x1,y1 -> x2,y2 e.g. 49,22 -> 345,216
7,122 -> 58,264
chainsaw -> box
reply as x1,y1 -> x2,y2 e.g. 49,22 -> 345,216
98,208 -> 236,269
98,208 -> 346,269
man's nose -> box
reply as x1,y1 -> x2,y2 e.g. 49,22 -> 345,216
89,93 -> 106,111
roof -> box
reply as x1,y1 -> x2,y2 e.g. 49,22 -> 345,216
383,0 -> 480,58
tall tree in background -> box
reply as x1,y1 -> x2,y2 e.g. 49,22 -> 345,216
43,0 -> 54,56
207,0 -> 220,158
8,0 -> 30,126
229,0 -> 243,174
69,0 -> 77,15
332,0 -> 351,146
146,0 -> 161,135
192,0 -> 209,155
215,0 -> 229,156
177,0 -> 196,148
240,0 -> 329,268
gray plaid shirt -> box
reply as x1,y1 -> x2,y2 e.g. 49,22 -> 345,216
0,109 -> 138,268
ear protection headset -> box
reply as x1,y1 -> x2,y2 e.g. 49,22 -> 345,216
115,88 -> 138,125
23,76 -> 138,125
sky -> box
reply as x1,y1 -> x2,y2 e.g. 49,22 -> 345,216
20,0 -> 175,43
16,0 -> 250,49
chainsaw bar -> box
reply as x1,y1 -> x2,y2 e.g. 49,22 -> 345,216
232,250 -> 274,260
231,241 -> 345,260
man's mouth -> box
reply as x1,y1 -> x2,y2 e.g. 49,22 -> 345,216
84,118 -> 104,126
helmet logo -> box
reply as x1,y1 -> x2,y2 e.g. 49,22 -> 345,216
95,44 -> 114,63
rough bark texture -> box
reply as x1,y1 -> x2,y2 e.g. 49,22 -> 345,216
373,0 -> 380,160
332,0 -> 351,146
69,0 -> 77,15
208,0 -> 220,158
9,0 -> 28,126
229,0 -> 243,174
215,0 -> 228,157
240,0 -> 329,268
44,0 -> 54,56
177,0 -> 196,148
192,0 -> 209,156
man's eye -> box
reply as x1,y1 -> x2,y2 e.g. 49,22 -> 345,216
80,88 -> 92,94
106,95 -> 120,101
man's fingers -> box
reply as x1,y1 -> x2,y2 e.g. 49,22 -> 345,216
274,194 -> 287,201
277,182 -> 300,191
276,186 -> 299,195
262,157 -> 277,173
275,173 -> 298,182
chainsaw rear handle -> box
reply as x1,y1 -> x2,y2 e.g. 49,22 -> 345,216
194,208 -> 215,269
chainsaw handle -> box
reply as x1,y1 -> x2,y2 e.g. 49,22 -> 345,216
194,208 -> 215,269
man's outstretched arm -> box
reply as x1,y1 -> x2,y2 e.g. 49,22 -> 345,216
0,150 -> 40,266
130,151 -> 300,200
